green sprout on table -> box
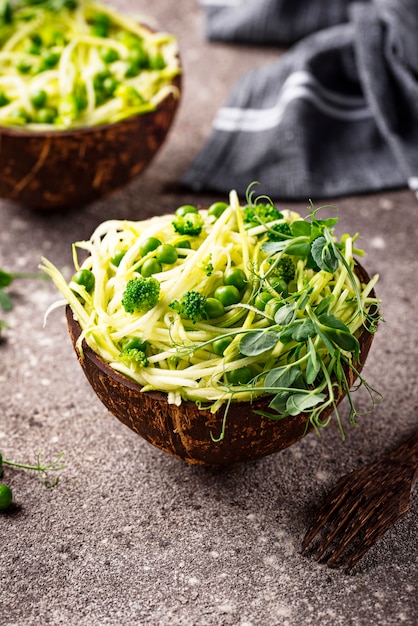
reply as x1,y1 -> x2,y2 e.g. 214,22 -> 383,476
0,267 -> 64,511
0,451 -> 66,511
0,268 -> 48,335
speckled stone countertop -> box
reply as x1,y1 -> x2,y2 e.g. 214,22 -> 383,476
0,2 -> 417,625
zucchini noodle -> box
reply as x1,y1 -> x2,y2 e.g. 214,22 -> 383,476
40,189 -> 381,427
0,0 -> 180,129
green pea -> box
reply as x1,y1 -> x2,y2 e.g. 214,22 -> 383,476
175,240 -> 191,256
99,46 -> 119,63
140,258 -> 162,277
204,297 -> 225,319
115,84 -> 144,106
156,243 -> 178,265
111,250 -> 126,266
269,277 -> 288,296
0,484 -> 12,511
223,267 -> 247,292
208,201 -> 228,218
102,75 -> 118,97
0,92 -> 10,107
58,95 -> 80,122
121,336 -> 147,352
35,107 -> 57,124
72,269 -> 95,292
254,291 -> 272,311
17,60 -> 32,74
73,85 -> 87,111
25,41 -> 41,55
39,50 -> 60,70
93,71 -> 116,100
90,13 -> 111,37
139,237 -> 161,256
8,108 -> 30,124
175,205 -> 198,217
212,336 -> 233,356
264,298 -> 282,319
227,366 -> 254,385
39,26 -> 63,48
127,45 -> 148,68
125,61 -> 140,78
30,89 -> 47,109
30,33 -> 42,48
213,285 -> 241,307
149,53 -> 165,70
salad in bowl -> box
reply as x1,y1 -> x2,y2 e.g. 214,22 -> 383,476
41,188 -> 380,464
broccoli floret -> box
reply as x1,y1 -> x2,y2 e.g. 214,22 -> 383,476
267,222 -> 292,241
172,212 -> 204,237
120,347 -> 149,367
243,202 -> 282,226
274,256 -> 295,284
169,290 -> 207,323
201,254 -> 213,276
121,276 -> 160,314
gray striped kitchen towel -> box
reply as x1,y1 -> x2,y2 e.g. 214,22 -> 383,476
200,0 -> 367,46
182,0 -> 418,200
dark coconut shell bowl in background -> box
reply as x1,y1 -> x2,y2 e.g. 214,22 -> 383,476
0,75 -> 181,210
65,263 -> 377,466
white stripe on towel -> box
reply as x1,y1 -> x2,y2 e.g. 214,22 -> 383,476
213,70 -> 372,132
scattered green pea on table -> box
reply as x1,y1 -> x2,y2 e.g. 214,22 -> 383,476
0,483 -> 13,511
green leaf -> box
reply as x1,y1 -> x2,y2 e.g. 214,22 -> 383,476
335,354 -> 345,384
291,319 -> 316,343
0,269 -> 13,288
311,236 -> 338,273
0,289 -> 13,311
316,217 -> 339,228
274,303 -> 296,326
264,365 -> 300,390
279,323 -> 297,344
286,392 -> 326,415
328,329 -> 359,354
0,1 -> 12,27
290,221 -> 311,237
318,314 -> 359,353
285,241 -> 311,257
318,313 -> 350,332
306,337 -> 321,384
268,391 -> 292,415
315,294 -> 333,316
261,241 -> 287,255
239,330 -> 279,356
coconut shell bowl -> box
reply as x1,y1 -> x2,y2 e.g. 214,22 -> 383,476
65,264 -> 377,466
0,2 -> 181,210
0,82 -> 180,210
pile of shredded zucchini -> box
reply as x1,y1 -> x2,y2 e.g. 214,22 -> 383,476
41,189 -> 381,437
0,0 -> 180,129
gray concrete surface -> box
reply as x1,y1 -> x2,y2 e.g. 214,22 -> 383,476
0,1 -> 417,625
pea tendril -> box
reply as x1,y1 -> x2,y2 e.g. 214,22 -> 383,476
0,450 -> 66,488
